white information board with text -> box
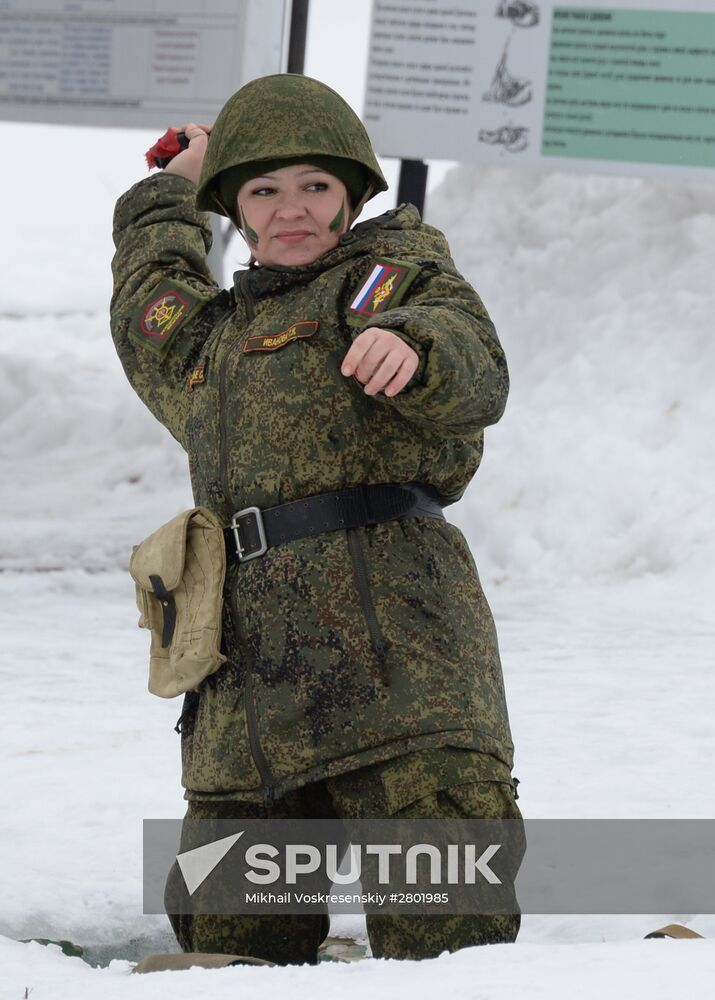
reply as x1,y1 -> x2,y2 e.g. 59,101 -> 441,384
365,0 -> 715,181
0,0 -> 286,128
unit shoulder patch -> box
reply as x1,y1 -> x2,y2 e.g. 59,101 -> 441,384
130,279 -> 206,354
347,256 -> 421,323
243,320 -> 319,353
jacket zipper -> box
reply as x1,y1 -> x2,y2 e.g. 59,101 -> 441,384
218,272 -> 255,508
346,528 -> 391,687
230,572 -> 275,802
218,273 -> 274,802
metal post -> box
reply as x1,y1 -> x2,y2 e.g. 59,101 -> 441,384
397,159 -> 429,218
207,216 -> 234,287
287,0 -> 309,73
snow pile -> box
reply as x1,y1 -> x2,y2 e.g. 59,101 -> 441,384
0,309 -> 192,572
428,163 -> 715,586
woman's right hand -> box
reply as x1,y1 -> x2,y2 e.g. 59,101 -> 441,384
164,123 -> 212,185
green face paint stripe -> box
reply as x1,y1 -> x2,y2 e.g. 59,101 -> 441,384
328,201 -> 346,232
238,205 -> 259,244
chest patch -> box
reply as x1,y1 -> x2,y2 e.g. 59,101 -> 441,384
243,320 -> 319,353
186,362 -> 206,392
130,279 -> 204,354
348,256 -> 421,321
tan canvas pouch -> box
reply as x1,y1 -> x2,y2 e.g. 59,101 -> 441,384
129,507 -> 227,698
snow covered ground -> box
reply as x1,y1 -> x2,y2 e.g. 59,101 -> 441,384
2,2 -> 715,993
3,934 -> 714,1000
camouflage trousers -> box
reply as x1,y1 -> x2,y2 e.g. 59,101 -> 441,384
165,748 -> 524,964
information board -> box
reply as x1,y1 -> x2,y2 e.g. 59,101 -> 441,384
364,0 -> 715,181
0,0 -> 287,128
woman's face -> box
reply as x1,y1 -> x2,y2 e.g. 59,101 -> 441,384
236,163 -> 349,267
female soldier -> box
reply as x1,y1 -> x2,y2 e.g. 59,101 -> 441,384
111,73 -> 522,964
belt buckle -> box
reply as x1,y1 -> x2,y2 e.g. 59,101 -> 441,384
230,506 -> 268,562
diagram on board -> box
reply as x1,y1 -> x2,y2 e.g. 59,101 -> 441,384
495,0 -> 540,28
483,41 -> 533,107
478,126 -> 530,153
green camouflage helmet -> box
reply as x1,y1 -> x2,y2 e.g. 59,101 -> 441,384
195,74 -> 388,220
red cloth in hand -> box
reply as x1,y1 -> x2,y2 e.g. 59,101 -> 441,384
145,128 -> 187,170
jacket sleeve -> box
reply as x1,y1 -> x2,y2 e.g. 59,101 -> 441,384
110,173 -> 228,446
346,244 -> 509,441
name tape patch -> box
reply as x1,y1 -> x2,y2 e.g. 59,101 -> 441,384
131,279 -> 203,354
243,320 -> 319,353
348,257 -> 421,321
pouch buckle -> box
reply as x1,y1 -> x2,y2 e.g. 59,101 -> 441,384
230,506 -> 268,562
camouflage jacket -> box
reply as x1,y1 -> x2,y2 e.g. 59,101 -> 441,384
111,174 -> 515,801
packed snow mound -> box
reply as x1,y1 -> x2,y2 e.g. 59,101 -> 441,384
1,136 -> 712,584
428,163 -> 715,585
0,312 -> 193,573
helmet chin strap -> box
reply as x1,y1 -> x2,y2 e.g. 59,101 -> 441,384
237,204 -> 259,244
348,184 -> 374,227
210,190 -> 229,214
209,191 -> 258,265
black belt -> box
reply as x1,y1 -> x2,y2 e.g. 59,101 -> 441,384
226,483 -> 446,563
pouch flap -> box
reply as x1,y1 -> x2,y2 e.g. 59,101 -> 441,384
129,508 -> 197,592
188,506 -> 224,536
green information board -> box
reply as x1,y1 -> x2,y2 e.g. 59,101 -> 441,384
543,7 -> 715,167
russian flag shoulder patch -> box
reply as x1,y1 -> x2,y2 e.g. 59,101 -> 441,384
347,256 -> 421,323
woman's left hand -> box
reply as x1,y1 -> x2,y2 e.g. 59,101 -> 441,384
341,327 -> 420,397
